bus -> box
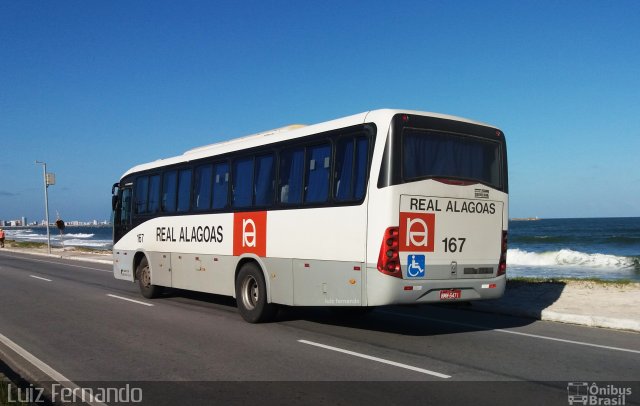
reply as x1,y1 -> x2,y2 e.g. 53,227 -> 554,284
111,109 -> 508,323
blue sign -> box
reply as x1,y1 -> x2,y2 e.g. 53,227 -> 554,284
407,254 -> 426,278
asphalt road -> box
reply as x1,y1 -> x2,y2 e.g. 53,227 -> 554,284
1,251 -> 638,405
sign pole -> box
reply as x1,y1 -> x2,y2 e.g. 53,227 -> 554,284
35,161 -> 52,254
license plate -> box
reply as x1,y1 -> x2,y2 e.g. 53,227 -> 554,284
440,289 -> 462,300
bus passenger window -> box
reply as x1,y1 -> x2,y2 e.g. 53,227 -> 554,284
120,188 -> 132,224
254,154 -> 274,206
279,148 -> 304,204
353,137 -> 369,200
162,170 -> 177,212
177,169 -> 191,212
135,176 -> 149,214
334,138 -> 354,201
148,174 -> 161,213
194,164 -> 213,210
304,143 -> 331,204
212,162 -> 229,209
233,157 -> 253,208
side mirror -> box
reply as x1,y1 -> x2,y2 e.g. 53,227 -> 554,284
112,195 -> 118,211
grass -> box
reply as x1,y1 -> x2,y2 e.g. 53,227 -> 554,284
4,240 -> 48,249
509,276 -> 637,286
69,246 -> 111,254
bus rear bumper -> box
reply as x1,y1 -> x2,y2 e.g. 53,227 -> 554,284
366,268 -> 506,306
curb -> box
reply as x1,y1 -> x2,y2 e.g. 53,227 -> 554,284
470,303 -> 640,333
0,248 -> 112,265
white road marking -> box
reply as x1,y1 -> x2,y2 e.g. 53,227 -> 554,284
29,275 -> 52,282
107,294 -> 154,307
0,252 -> 111,272
0,332 -> 107,406
298,339 -> 451,378
380,311 -> 640,355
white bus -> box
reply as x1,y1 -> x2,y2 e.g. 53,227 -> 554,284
111,109 -> 508,323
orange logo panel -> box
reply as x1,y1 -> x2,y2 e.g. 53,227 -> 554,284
233,211 -> 267,257
399,212 -> 435,252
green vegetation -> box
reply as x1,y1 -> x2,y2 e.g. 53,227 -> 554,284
5,240 -> 48,249
508,276 -> 636,286
70,246 -> 111,254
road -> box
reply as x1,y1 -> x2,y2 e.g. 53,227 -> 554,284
1,251 -> 639,405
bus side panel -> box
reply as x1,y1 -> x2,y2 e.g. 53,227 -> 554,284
268,206 -> 368,306
262,257 -> 294,306
170,253 -> 235,296
267,206 -> 367,262
292,259 -> 363,306
113,250 -> 135,281
148,251 -> 171,287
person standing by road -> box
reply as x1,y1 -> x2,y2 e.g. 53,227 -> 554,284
0,228 -> 5,248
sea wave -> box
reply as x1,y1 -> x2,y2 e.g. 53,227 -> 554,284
61,239 -> 112,248
63,233 -> 94,239
507,248 -> 637,269
511,235 -> 640,246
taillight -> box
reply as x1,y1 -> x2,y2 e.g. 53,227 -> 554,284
498,231 -> 508,276
377,227 -> 402,278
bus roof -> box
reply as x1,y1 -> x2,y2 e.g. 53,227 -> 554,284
120,109 -> 496,179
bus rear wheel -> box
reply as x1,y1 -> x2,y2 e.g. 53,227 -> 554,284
136,256 -> 163,299
235,262 -> 278,323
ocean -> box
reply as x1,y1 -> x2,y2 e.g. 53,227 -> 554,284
508,217 -> 640,281
4,218 -> 640,281
4,226 -> 113,250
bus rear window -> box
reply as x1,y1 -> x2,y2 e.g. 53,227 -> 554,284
402,128 -> 501,189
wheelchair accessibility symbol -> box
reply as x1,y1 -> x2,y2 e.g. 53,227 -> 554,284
407,254 -> 426,278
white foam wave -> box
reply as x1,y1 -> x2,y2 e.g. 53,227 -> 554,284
61,239 -> 112,248
62,233 -> 94,239
508,248 -> 634,269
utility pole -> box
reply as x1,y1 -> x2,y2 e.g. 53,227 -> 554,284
35,161 -> 54,254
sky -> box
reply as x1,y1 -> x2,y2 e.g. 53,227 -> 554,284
1,0 -> 639,222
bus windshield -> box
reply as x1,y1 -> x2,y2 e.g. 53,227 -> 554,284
402,128 -> 501,189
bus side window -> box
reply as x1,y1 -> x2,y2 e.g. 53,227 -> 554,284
334,138 -> 355,201
254,154 -> 274,206
212,162 -> 229,209
335,136 -> 369,202
353,137 -> 369,200
162,170 -> 177,212
148,174 -> 161,213
194,164 -> 213,210
304,143 -> 331,204
120,188 -> 132,224
135,176 -> 149,214
233,157 -> 253,208
177,169 -> 192,213
279,148 -> 304,205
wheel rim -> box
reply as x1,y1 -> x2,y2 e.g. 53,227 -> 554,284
141,265 -> 151,288
241,275 -> 259,310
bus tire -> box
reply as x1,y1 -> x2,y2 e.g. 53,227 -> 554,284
235,262 -> 278,323
136,256 -> 163,299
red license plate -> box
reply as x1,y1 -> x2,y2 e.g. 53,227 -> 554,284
439,289 -> 462,300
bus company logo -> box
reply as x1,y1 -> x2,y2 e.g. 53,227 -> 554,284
233,211 -> 267,257
399,212 -> 435,252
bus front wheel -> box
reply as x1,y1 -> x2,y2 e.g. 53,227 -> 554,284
235,262 -> 278,323
136,256 -> 163,299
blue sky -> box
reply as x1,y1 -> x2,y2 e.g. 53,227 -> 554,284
1,0 -> 639,222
